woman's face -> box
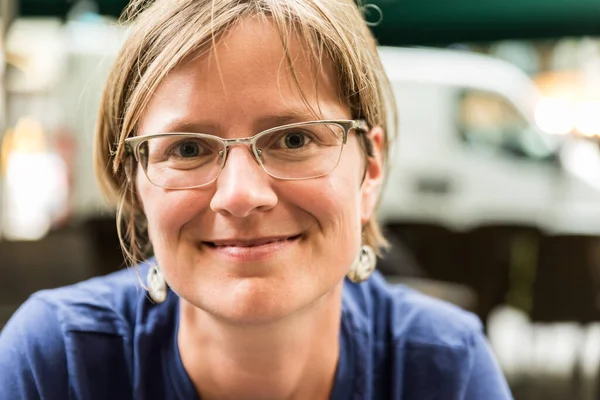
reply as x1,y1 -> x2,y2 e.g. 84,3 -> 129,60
136,17 -> 383,324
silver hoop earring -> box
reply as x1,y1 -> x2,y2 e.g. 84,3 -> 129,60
147,264 -> 167,303
347,245 -> 376,283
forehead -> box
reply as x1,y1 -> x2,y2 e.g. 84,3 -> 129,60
137,16 -> 349,135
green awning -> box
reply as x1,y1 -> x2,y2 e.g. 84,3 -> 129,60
17,0 -> 600,45
369,0 -> 600,45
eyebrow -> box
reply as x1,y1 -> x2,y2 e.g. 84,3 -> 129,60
150,111 -> 322,135
256,112 -> 320,129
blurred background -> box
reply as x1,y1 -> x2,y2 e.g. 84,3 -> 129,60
3,0 -> 600,398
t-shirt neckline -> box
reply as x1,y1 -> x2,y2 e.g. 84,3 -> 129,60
163,297 -> 358,400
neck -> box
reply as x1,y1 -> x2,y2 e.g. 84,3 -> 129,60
178,283 -> 343,400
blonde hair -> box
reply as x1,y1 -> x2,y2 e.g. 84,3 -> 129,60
94,0 -> 397,266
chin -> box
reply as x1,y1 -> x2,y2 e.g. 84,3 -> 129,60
194,277 -> 310,325
216,307 -> 294,326
209,301 -> 302,327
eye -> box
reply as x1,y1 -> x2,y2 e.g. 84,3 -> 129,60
284,132 -> 307,149
269,130 -> 313,150
176,141 -> 201,157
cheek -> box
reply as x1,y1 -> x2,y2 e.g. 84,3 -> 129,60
334,146 -> 366,221
137,176 -> 211,245
281,154 -> 363,238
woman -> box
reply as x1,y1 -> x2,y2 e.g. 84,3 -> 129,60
0,0 -> 512,399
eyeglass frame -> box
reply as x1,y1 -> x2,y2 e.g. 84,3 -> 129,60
123,119 -> 370,189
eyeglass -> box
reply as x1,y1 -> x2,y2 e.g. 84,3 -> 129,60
124,119 -> 368,190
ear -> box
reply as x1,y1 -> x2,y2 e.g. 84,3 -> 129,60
360,126 -> 384,224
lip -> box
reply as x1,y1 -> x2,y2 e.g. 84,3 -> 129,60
206,234 -> 300,247
203,234 -> 301,262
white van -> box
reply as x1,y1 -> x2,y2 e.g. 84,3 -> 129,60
377,46 -> 600,235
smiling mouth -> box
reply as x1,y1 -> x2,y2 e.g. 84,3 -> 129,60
204,234 -> 302,248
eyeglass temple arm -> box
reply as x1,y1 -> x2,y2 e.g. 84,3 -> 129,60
123,142 -> 138,161
353,119 -> 369,132
351,120 -> 374,156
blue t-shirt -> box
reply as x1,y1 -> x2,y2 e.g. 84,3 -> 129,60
0,262 -> 512,399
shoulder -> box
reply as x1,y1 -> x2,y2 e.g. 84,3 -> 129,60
0,263 -> 153,399
0,294 -> 69,398
28,263 -> 149,335
343,271 -> 482,347
1,262 -> 149,339
341,272 -> 512,399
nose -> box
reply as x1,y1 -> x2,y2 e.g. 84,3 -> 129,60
210,146 -> 278,218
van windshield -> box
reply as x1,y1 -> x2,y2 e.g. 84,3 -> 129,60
457,89 -> 557,161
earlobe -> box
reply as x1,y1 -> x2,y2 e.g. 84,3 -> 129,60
360,126 -> 384,223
